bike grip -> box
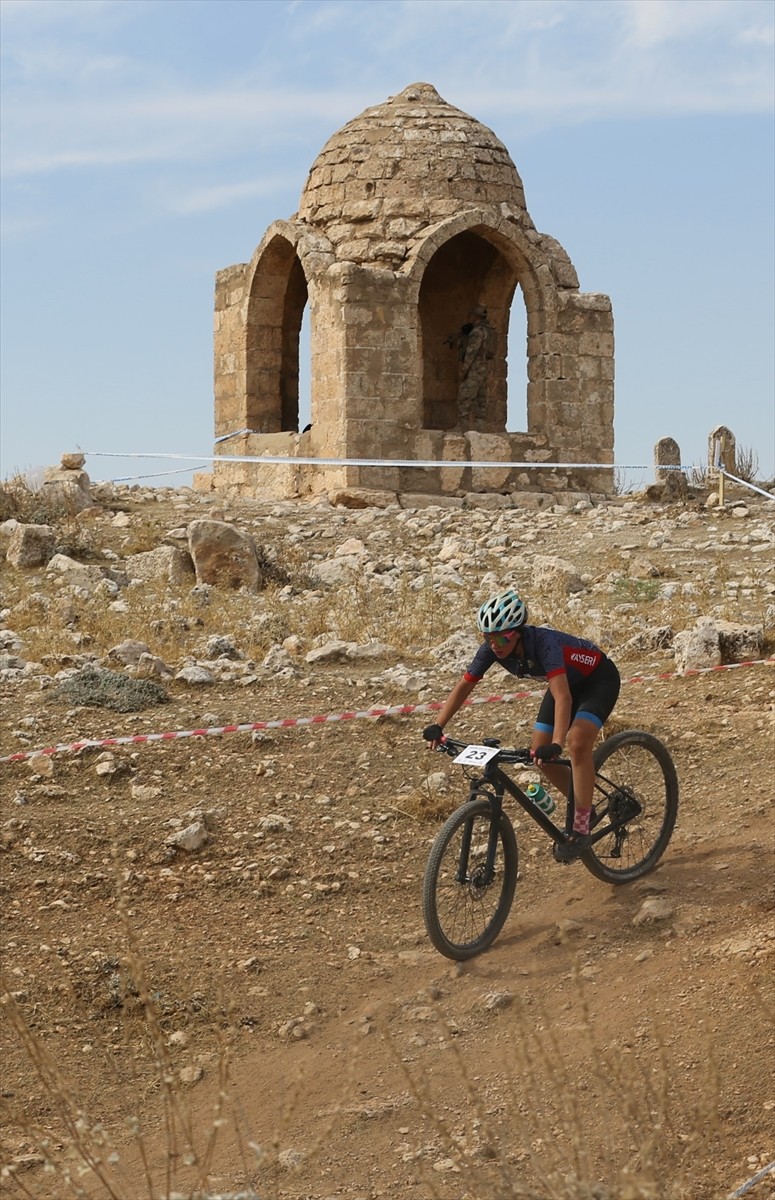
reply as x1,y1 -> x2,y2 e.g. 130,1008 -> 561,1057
533,742 -> 562,762
422,724 -> 444,743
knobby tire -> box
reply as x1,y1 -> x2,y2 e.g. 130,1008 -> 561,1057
422,798 -> 518,961
581,729 -> 679,884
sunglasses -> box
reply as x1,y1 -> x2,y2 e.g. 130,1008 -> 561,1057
485,631 -> 518,647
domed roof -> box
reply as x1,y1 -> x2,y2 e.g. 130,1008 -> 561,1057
297,83 -> 527,264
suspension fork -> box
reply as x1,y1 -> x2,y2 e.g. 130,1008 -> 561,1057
456,782 -> 504,885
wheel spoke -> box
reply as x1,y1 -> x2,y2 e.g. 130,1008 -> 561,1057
423,802 -> 518,959
583,732 -> 678,884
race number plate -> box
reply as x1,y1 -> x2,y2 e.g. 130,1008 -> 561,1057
453,744 -> 500,766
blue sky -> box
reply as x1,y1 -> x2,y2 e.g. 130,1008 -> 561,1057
1,0 -> 773,488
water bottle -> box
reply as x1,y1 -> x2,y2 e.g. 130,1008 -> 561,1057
526,781 -> 556,816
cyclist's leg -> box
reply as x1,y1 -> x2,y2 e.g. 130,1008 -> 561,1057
566,715 -> 601,823
568,662 -> 621,833
531,691 -> 571,796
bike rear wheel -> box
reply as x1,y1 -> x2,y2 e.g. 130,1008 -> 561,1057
422,799 -> 518,960
582,730 -> 678,884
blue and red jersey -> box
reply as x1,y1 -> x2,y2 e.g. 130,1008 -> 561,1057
464,625 -> 606,686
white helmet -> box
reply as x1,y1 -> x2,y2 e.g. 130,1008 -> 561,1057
477,589 -> 528,634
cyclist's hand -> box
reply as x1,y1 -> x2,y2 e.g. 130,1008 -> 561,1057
533,742 -> 562,763
423,723 -> 444,748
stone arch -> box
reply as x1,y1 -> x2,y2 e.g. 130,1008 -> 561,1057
245,222 -> 313,435
405,211 -> 560,434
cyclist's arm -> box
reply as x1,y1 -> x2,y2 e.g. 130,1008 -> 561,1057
434,675 -> 478,734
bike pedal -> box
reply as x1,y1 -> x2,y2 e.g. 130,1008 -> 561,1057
553,834 -> 591,864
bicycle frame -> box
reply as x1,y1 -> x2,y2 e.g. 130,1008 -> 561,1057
457,752 -> 641,880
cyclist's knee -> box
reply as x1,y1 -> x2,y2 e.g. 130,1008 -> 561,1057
567,722 -> 597,757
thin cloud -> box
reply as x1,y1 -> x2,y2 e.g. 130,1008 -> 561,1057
168,175 -> 297,215
622,0 -> 734,49
0,213 -> 47,240
737,25 -> 775,45
1,85 -> 359,178
1,0 -> 772,184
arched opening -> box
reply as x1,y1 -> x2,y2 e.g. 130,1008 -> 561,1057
298,305 -> 312,432
506,282 -> 528,432
246,237 -> 308,433
418,228 -> 522,433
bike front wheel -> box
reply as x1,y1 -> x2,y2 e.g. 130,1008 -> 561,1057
582,730 -> 679,884
422,799 -> 518,960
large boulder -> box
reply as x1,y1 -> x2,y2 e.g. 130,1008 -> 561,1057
125,545 -> 195,586
6,523 -> 56,567
715,620 -> 764,663
107,639 -> 151,666
673,617 -> 765,671
531,554 -> 584,594
187,520 -> 263,591
309,557 -> 361,587
39,461 -> 94,513
673,619 -> 721,672
46,554 -> 128,591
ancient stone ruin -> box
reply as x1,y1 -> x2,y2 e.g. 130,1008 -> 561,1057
206,82 -> 614,503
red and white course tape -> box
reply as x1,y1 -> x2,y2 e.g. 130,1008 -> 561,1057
1,658 -> 772,766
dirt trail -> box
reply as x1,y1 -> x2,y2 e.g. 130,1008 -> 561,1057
1,487 -> 773,1199
3,664 -> 773,1200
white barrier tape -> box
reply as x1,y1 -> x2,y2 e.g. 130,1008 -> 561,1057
86,450 -> 680,472
2,658 -> 772,767
719,468 -> 775,501
729,1159 -> 775,1198
214,429 -> 255,443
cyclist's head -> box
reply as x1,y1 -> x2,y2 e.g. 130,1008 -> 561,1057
476,589 -> 528,634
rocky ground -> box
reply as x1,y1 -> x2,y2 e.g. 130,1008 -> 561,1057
0,473 -> 773,1200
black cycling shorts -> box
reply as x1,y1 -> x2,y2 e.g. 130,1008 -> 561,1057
534,658 -> 621,733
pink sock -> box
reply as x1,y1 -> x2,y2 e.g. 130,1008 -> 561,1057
573,807 -> 592,836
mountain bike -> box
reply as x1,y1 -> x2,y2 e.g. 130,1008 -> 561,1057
421,730 -> 678,961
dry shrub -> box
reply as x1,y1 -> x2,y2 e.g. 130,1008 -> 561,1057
115,517 -> 170,557
281,571 -> 479,654
50,666 -> 169,713
0,474 -> 99,562
734,444 -> 759,484
400,779 -> 459,823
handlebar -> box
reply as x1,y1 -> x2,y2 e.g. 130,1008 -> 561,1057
432,734 -> 534,766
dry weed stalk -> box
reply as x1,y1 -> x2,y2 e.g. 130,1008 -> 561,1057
378,970 -> 725,1200
0,853 -> 354,1200
0,984 -> 124,1199
1,873 -> 250,1200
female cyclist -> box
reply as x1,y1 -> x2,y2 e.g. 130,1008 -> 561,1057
423,589 -> 621,849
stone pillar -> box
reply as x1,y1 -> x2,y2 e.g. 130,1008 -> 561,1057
337,264 -> 416,492
654,437 -> 681,481
213,264 -> 250,438
708,425 -> 736,474
529,291 -> 614,493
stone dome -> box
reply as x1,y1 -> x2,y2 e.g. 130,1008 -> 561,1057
297,82 -> 528,265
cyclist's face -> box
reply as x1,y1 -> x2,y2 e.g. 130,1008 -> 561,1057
484,629 -> 520,658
